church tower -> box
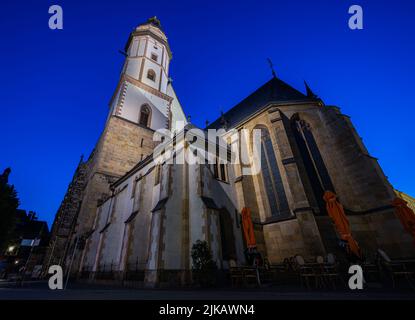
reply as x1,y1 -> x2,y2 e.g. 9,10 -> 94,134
46,17 -> 186,272
109,17 -> 182,131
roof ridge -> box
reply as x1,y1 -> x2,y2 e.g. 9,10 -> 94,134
206,77 -> 312,130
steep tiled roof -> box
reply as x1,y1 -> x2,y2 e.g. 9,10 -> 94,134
206,77 -> 316,130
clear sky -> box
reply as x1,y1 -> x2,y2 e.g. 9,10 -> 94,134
1,0 -> 414,227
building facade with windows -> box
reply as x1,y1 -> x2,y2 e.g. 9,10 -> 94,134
46,17 -> 415,287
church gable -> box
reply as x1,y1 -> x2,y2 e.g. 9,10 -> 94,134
207,77 -> 315,130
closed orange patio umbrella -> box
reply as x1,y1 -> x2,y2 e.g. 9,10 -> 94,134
323,191 -> 362,259
241,207 -> 256,248
392,197 -> 415,246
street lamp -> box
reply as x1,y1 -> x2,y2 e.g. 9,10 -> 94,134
7,246 -> 15,252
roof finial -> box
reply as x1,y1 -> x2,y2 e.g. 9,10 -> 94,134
220,111 -> 229,130
304,81 -> 318,99
267,58 -> 277,78
144,16 -> 162,30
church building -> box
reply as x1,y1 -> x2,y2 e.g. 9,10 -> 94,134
45,17 -> 415,287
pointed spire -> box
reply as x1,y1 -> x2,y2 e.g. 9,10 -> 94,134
304,81 -> 318,99
220,111 -> 229,130
267,58 -> 277,78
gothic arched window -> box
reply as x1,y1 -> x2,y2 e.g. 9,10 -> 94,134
257,126 -> 290,218
291,115 -> 334,214
147,69 -> 156,81
139,105 -> 151,127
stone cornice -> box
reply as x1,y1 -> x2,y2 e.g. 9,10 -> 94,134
108,73 -> 174,108
123,74 -> 173,103
112,115 -> 156,132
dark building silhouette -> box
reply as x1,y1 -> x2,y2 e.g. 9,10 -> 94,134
1,210 -> 49,279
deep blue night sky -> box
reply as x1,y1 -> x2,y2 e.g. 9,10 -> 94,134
1,0 -> 414,227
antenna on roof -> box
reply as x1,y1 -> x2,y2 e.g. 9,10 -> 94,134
267,58 -> 277,78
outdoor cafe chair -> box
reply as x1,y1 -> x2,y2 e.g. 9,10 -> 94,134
377,249 -> 415,289
295,255 -> 321,290
229,267 -> 244,287
322,253 -> 343,290
243,267 -> 260,287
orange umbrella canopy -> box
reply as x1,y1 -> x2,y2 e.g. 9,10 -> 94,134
323,191 -> 362,259
241,207 -> 256,248
392,197 -> 415,246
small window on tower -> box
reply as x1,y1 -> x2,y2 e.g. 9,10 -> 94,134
220,164 -> 227,182
147,69 -> 156,81
139,105 -> 151,127
213,163 -> 219,179
151,53 -> 158,62
213,157 -> 228,183
154,165 -> 162,185
131,177 -> 138,198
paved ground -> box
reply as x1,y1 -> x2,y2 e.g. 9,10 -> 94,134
1,281 -> 415,300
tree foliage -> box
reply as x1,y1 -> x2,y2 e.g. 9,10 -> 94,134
0,168 -> 19,252
191,240 -> 217,270
191,240 -> 217,286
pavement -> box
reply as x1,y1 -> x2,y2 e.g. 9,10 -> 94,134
0,281 -> 415,300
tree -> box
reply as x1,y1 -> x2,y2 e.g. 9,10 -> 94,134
0,168 -> 19,252
191,240 -> 217,287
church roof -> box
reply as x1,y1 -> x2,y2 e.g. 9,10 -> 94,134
206,77 -> 318,130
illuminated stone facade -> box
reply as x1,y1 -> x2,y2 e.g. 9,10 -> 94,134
48,17 -> 415,287
395,189 -> 415,214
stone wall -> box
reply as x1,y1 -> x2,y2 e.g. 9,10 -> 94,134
43,158 -> 87,272
294,106 -> 395,211
232,101 -> 415,263
263,219 -> 307,263
80,115 -> 155,229
65,115 -> 156,273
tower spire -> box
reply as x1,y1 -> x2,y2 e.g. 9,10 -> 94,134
304,81 -> 318,99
